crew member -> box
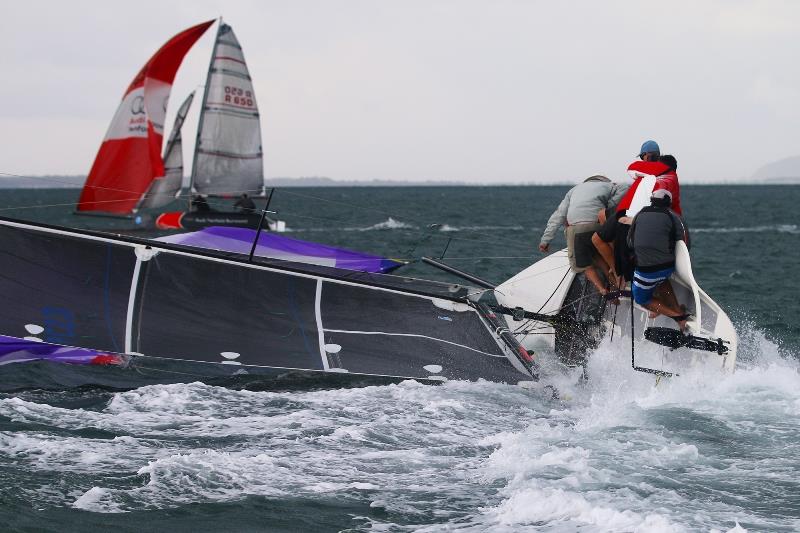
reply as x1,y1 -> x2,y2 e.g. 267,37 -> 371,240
234,193 -> 257,214
627,189 -> 691,331
191,194 -> 211,212
654,154 -> 681,215
539,175 -> 628,296
592,140 -> 674,285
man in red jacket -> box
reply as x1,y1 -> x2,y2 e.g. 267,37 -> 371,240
653,154 -> 681,215
593,140 -> 669,285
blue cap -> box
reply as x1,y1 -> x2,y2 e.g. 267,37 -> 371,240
639,140 -> 660,156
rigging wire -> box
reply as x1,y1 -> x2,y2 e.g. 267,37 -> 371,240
1,171 -> 577,275
2,171 -> 537,250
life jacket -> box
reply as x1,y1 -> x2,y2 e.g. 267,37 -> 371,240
616,161 -> 672,216
652,171 -> 682,215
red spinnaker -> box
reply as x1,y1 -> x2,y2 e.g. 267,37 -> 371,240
77,20 -> 214,214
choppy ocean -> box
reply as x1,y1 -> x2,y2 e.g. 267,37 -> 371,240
1,184 -> 798,532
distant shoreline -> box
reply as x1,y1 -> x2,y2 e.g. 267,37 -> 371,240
1,175 -> 798,189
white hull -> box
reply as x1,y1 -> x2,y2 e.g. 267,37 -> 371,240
494,244 -> 737,376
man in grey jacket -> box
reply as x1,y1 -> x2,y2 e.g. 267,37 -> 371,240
539,175 -> 629,295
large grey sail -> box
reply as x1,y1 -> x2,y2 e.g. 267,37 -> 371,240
138,91 -> 195,210
191,23 -> 264,197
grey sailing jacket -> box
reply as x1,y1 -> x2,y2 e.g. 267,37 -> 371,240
540,176 -> 630,245
627,205 -> 689,272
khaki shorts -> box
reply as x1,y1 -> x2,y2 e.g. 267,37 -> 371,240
565,222 -> 601,273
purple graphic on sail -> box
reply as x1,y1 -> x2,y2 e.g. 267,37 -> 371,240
0,335 -> 127,366
156,226 -> 406,273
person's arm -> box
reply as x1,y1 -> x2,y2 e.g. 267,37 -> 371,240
539,189 -> 572,250
609,182 -> 630,208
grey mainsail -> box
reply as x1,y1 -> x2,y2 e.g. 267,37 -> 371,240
191,22 -> 264,197
137,91 -> 195,210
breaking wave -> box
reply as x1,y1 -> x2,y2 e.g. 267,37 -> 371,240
437,224 -> 526,232
353,217 -> 417,231
693,224 -> 799,235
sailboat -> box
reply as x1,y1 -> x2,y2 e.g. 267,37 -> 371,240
76,20 -> 215,216
77,20 -> 282,232
0,213 -> 736,384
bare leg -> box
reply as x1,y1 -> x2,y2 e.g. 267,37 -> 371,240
657,280 -> 681,310
642,298 -> 688,331
593,254 -> 610,280
584,266 -> 608,296
592,233 -> 618,286
647,281 -> 681,318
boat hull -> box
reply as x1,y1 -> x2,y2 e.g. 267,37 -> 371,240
494,246 -> 738,376
155,211 -> 286,232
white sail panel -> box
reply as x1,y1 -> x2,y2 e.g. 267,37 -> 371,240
138,92 -> 195,210
192,23 -> 264,196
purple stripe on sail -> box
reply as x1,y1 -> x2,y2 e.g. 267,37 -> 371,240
157,226 -> 405,273
0,335 -> 127,366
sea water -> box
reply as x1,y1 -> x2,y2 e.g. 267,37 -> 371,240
0,185 -> 798,531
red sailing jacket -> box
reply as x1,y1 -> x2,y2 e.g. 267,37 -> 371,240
616,160 -> 682,216
653,171 -> 681,215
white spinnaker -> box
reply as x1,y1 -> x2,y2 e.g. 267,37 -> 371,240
191,23 -> 264,197
138,92 -> 195,210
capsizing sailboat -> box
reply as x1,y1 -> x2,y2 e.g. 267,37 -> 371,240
0,206 -> 736,386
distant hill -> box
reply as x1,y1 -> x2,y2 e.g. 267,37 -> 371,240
266,176 -> 474,187
752,156 -> 800,184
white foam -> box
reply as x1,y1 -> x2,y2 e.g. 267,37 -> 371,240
490,487 -> 678,531
693,224 -> 799,235
5,329 -> 799,528
354,217 -> 416,231
73,487 -> 126,513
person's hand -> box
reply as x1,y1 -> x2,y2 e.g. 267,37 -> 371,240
609,269 -> 624,290
538,243 -> 550,253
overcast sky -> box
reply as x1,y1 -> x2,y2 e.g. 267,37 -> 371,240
1,0 -> 798,183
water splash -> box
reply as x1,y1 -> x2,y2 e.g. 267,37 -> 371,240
1,324 -> 798,530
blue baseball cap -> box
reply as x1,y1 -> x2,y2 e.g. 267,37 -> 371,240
639,140 -> 660,156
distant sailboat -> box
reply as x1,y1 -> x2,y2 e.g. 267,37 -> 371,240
76,20 -> 214,215
77,20 -> 282,231
156,21 -> 276,230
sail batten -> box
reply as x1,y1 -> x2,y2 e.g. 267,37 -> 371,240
191,23 -> 264,197
77,20 -> 214,215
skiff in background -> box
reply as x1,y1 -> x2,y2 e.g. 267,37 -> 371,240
76,20 -> 283,232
